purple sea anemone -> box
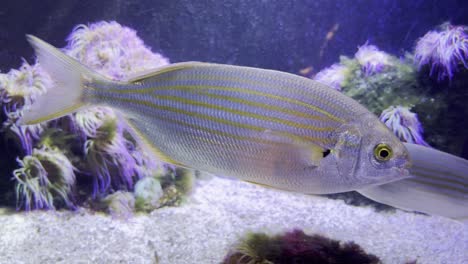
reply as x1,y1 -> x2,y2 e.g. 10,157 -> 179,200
75,106 -> 149,196
4,123 -> 46,155
0,61 -> 52,118
414,24 -> 468,81
355,44 -> 393,76
313,63 -> 349,90
13,147 -> 76,210
64,21 -> 169,81
380,106 -> 429,146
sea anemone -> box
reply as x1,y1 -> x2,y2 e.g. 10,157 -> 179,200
4,123 -> 46,155
313,63 -> 349,90
380,106 -> 429,146
414,23 -> 468,81
75,106 -> 148,196
0,61 -> 52,119
64,21 -> 169,81
13,147 -> 76,210
355,44 -> 393,76
223,229 -> 381,264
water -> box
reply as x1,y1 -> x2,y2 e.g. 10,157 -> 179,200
0,1 -> 467,263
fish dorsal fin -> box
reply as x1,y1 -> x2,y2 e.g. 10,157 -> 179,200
262,130 -> 325,168
126,62 -> 212,83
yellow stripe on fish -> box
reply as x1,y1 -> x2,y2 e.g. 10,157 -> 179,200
126,71 -> 352,119
97,95 -> 334,146
107,84 -> 346,123
151,94 -> 337,132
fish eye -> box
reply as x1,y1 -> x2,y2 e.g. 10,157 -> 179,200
374,143 -> 393,162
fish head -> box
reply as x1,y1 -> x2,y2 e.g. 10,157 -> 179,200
333,113 -> 412,190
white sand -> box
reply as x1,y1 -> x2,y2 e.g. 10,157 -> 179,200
0,177 -> 467,264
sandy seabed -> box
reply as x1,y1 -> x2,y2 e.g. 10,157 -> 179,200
0,177 -> 467,264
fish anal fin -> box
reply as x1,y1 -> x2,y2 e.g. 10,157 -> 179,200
116,112 -> 185,168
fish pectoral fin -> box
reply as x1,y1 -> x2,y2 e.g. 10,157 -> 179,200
262,130 -> 324,167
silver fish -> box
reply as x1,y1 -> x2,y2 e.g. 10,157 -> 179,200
21,35 -> 411,194
359,143 -> 468,222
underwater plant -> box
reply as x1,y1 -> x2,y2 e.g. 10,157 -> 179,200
313,63 -> 349,90
414,23 -> 468,81
223,229 -> 381,264
64,21 -> 169,80
354,43 -> 394,76
13,147 -> 76,210
380,106 -> 429,146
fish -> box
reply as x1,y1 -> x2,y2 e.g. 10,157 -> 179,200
21,35 -> 411,194
358,143 -> 468,222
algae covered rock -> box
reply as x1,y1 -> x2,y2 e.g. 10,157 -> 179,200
134,176 -> 164,212
101,191 -> 135,219
314,26 -> 468,157
223,229 -> 381,264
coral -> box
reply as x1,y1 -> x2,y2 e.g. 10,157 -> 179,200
223,229 -> 381,264
64,21 -> 169,81
355,44 -> 394,76
380,106 -> 429,146
414,23 -> 468,81
134,176 -> 164,212
75,106 -> 147,196
13,147 -> 76,210
313,63 -> 349,90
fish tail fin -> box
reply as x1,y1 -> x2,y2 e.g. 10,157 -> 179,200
20,35 -> 115,125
